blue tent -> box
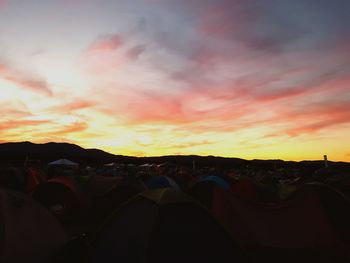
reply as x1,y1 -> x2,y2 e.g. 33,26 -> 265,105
200,175 -> 230,190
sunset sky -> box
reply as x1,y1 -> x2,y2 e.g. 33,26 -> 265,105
1,0 -> 349,161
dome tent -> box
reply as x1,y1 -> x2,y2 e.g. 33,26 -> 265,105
32,176 -> 89,225
188,175 -> 231,209
145,176 -> 180,190
48,159 -> 78,167
0,189 -> 68,263
211,183 -> 350,262
89,188 -> 249,263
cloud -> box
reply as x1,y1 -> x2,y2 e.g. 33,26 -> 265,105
161,140 -> 216,149
97,59 -> 350,137
0,100 -> 32,118
0,0 -> 7,8
281,100 -> 350,136
0,120 -> 51,131
0,62 -> 52,96
0,108 -> 32,118
80,34 -> 145,74
127,45 -> 146,60
142,0 -> 350,86
86,34 -> 124,53
48,99 -> 96,113
54,122 -> 89,135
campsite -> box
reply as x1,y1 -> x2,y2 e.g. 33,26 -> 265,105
0,142 -> 349,263
1,0 -> 350,262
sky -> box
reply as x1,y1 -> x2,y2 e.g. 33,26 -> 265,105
0,0 -> 350,161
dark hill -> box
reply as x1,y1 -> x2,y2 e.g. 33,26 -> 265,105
0,142 -> 349,173
0,141 -> 115,165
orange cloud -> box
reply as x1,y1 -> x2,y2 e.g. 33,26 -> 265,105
48,99 -> 96,113
162,140 -> 216,149
0,120 -> 51,131
54,122 -> 88,135
1,100 -> 32,118
0,108 -> 32,118
0,63 -> 52,96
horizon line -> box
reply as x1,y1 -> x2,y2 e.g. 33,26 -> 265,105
1,141 -> 348,164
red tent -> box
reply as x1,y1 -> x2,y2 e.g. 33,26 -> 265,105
32,176 -> 90,224
211,183 -> 350,262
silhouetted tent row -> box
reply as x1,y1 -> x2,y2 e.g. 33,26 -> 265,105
139,163 -> 157,168
1,158 -> 350,263
103,162 -> 116,167
30,173 -> 149,235
186,175 -> 350,262
48,159 -> 79,167
188,175 -> 279,210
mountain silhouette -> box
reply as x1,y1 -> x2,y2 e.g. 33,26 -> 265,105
0,142 -> 349,173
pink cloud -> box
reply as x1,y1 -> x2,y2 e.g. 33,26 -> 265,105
0,120 -> 51,131
86,34 -> 123,52
0,0 -> 7,7
81,34 -> 146,74
48,99 -> 96,113
0,63 -> 52,96
54,122 -> 88,135
262,96 -> 350,137
0,108 -> 32,118
81,34 -> 129,74
126,45 -> 146,60
96,66 -> 350,138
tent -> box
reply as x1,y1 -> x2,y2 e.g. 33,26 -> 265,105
230,177 -> 279,203
188,176 -> 230,209
83,175 -> 122,198
145,176 -> 181,190
85,176 -> 146,230
89,188 -> 249,263
48,159 -> 78,167
200,175 -> 230,190
211,183 -> 350,262
0,189 -> 68,263
32,176 -> 89,226
296,183 -> 350,245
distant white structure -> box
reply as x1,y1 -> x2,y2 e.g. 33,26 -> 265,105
48,159 -> 78,167
323,155 -> 328,168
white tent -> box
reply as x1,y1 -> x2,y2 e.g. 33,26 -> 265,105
48,159 -> 78,167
